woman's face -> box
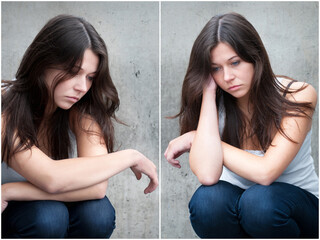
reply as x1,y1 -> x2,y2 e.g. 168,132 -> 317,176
45,49 -> 99,110
210,42 -> 254,102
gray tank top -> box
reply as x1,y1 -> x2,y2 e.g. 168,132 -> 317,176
218,78 -> 318,197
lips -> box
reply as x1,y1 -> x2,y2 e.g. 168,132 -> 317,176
228,85 -> 241,91
66,96 -> 80,103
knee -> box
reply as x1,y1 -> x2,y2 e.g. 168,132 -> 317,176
189,181 -> 238,217
189,183 -> 222,218
239,183 -> 287,221
239,184 -> 280,222
239,183 -> 299,237
94,197 -> 116,238
189,181 -> 244,238
24,201 -> 69,238
189,182 -> 237,224
72,197 -> 116,238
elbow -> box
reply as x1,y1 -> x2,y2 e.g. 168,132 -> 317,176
42,183 -> 60,194
190,158 -> 222,186
41,176 -> 64,194
256,168 -> 278,186
257,178 -> 274,186
39,172 -> 66,194
95,181 -> 108,199
197,175 -> 220,186
194,168 -> 222,186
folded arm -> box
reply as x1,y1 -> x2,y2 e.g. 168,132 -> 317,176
165,82 -> 317,186
188,77 -> 223,185
2,114 -> 158,209
222,82 -> 317,185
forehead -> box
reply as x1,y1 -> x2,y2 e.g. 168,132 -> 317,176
210,42 -> 238,64
80,49 -> 99,72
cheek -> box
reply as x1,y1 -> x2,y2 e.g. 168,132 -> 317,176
85,81 -> 93,94
53,81 -> 70,96
87,81 -> 93,90
212,73 -> 225,88
245,65 -> 255,80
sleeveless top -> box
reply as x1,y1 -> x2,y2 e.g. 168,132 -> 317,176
218,79 -> 319,197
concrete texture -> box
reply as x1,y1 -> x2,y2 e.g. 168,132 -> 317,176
161,2 -> 319,238
2,2 -> 159,238
2,1 -> 319,239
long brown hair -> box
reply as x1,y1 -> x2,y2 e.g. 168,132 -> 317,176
2,15 -> 120,164
176,12 -> 313,151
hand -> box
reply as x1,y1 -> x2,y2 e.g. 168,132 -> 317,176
203,74 -> 217,94
1,185 -> 8,213
164,131 -> 196,168
2,199 -> 8,213
130,151 -> 158,194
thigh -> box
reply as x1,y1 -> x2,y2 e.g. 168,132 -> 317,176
66,196 -> 116,238
189,180 -> 248,238
239,182 -> 319,238
2,200 -> 69,238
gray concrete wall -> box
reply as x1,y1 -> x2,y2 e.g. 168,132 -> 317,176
2,2 -> 159,238
2,1 -> 319,239
161,2 -> 319,238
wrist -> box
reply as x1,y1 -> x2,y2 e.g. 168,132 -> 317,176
127,149 -> 143,167
1,184 -> 10,201
184,131 -> 196,149
202,88 -> 217,104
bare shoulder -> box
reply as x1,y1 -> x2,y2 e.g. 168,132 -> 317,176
69,109 -> 97,136
284,80 -> 317,108
69,109 -> 106,156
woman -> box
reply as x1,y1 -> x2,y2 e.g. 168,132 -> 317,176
1,14 -> 158,238
165,12 -> 318,238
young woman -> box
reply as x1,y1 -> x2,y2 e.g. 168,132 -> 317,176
1,14 -> 158,238
165,12 -> 318,238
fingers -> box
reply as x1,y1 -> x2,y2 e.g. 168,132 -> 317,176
167,157 -> 181,168
164,143 -> 183,168
131,167 -> 142,180
144,173 -> 159,194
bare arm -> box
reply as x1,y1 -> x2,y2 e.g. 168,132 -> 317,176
2,114 -> 112,205
189,76 -> 223,185
165,81 -> 317,186
4,115 -> 158,195
222,82 -> 317,185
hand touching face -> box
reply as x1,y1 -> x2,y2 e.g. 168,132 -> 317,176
210,42 -> 254,101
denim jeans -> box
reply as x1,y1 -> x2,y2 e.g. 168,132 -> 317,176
2,196 -> 115,238
189,181 -> 318,238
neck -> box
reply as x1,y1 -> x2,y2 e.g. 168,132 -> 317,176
237,94 -> 253,118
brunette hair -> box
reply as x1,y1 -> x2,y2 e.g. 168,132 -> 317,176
2,14 -> 120,164
177,12 -> 313,151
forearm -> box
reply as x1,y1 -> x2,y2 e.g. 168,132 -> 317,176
2,181 -> 108,202
13,148 -> 141,193
189,91 -> 223,185
221,142 -> 267,182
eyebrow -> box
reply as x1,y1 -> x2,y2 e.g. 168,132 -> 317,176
74,65 -> 97,74
211,55 -> 239,65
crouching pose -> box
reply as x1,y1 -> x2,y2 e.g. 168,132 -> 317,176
165,12 -> 318,238
2,15 -> 158,238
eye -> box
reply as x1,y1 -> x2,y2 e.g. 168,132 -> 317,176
231,60 -> 240,66
211,66 -> 221,73
87,76 -> 95,81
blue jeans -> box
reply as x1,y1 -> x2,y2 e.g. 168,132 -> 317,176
189,181 -> 318,238
2,196 -> 115,238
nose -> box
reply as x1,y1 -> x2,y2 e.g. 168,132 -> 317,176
223,67 -> 235,82
74,75 -> 90,93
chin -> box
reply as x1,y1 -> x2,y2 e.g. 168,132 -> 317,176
58,104 -> 74,110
